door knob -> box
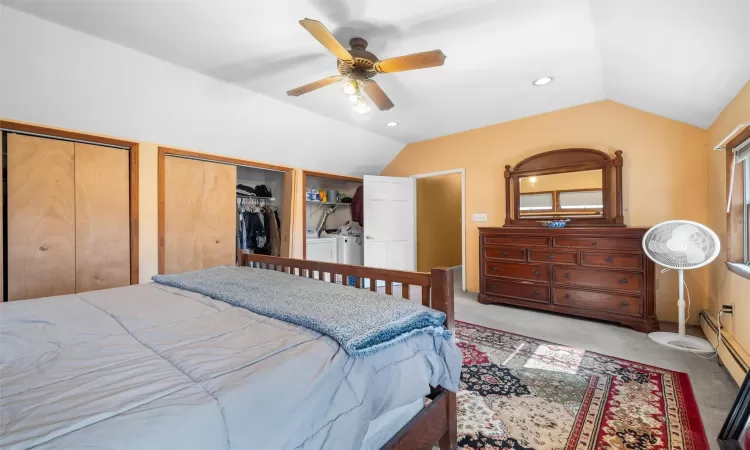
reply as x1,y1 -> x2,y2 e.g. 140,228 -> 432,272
215,239 -> 221,244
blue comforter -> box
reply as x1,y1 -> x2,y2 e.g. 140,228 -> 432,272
152,266 -> 453,357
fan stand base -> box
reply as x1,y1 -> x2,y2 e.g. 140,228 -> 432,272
648,332 -> 714,354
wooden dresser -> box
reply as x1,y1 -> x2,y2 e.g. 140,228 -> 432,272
478,227 -> 658,332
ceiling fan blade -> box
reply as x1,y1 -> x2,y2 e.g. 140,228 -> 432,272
375,50 -> 446,73
286,75 -> 344,97
362,81 -> 394,111
299,19 -> 353,62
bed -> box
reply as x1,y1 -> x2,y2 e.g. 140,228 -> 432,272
0,254 -> 459,450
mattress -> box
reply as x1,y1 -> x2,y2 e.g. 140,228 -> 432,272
0,282 -> 460,450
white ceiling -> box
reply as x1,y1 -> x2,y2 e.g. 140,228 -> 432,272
4,0 -> 749,144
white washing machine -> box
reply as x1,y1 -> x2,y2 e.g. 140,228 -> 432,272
336,236 -> 363,266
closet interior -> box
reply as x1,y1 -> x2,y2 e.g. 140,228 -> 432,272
2,128 -> 136,302
159,149 -> 292,275
304,172 -> 363,267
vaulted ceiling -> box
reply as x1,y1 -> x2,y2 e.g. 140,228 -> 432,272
5,0 -> 749,144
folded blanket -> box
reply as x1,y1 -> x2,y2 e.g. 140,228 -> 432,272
152,266 -> 452,357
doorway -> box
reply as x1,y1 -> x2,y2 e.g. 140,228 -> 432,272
413,169 -> 466,291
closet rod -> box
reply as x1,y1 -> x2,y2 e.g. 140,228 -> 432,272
164,153 -> 287,173
0,129 -> 131,150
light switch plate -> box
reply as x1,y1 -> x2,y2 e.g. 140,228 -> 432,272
472,213 -> 488,222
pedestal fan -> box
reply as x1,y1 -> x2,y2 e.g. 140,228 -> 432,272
642,220 -> 720,353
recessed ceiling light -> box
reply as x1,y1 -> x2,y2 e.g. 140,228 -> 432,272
533,76 -> 554,86
387,121 -> 398,127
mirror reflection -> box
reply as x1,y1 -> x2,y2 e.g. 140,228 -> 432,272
519,170 -> 603,218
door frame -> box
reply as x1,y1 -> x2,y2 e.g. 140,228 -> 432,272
158,147 -> 294,274
0,119 -> 140,291
301,170 -> 362,260
411,168 -> 466,291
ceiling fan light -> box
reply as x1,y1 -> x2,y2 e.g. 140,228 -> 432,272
342,81 -> 358,96
353,99 -> 371,115
348,94 -> 360,103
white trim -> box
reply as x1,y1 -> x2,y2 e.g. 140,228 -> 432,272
714,123 -> 750,150
411,168 -> 467,292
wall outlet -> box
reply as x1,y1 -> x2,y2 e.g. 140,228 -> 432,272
472,213 -> 488,222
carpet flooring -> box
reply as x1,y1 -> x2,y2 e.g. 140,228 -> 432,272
454,320 -> 709,449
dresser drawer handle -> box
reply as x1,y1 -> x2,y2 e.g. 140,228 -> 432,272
492,284 -> 497,289
619,278 -> 629,284
533,270 -> 541,276
547,254 -> 555,260
621,301 -> 629,306
606,257 -> 614,263
564,273 -> 571,279
533,290 -> 540,295
512,239 -> 517,243
564,293 -> 570,299
492,266 -> 498,271
501,251 -> 507,257
591,241 -> 597,246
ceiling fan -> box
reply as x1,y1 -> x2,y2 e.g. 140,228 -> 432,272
286,19 -> 446,113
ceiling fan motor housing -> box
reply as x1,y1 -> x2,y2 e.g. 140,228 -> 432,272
337,37 -> 377,81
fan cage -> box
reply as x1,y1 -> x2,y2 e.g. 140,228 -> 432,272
642,220 -> 720,270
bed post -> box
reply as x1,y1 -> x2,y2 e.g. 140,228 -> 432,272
431,268 -> 457,450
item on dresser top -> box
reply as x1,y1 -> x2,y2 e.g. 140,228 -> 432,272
478,227 -> 657,332
540,219 -> 570,228
351,185 -> 364,225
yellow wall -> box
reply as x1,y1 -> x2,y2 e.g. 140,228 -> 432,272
381,100 -> 709,323
704,81 -> 750,383
417,173 -> 463,272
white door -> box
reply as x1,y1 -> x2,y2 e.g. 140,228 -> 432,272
363,175 -> 416,273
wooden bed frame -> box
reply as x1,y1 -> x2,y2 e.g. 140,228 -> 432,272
238,253 -> 457,450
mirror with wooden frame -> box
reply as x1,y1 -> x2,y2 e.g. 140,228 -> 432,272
504,148 -> 624,227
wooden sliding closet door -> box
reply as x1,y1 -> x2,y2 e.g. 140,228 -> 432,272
163,156 -> 236,274
7,134 -> 76,300
75,143 -> 130,292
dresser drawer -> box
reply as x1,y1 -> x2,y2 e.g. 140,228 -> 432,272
553,267 -> 643,293
485,261 -> 550,283
553,237 -> 641,251
581,252 -> 642,270
485,279 -> 549,304
553,287 -> 642,317
484,246 -> 525,261
485,236 -> 549,247
528,249 -> 578,265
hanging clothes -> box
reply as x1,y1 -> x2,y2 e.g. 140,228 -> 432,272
351,185 -> 364,226
268,209 -> 281,256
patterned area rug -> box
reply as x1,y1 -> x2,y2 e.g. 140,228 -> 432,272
454,321 -> 708,450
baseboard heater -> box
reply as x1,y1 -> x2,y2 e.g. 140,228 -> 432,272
700,310 -> 749,374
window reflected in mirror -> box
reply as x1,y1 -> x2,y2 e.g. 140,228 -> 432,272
519,169 -> 604,219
